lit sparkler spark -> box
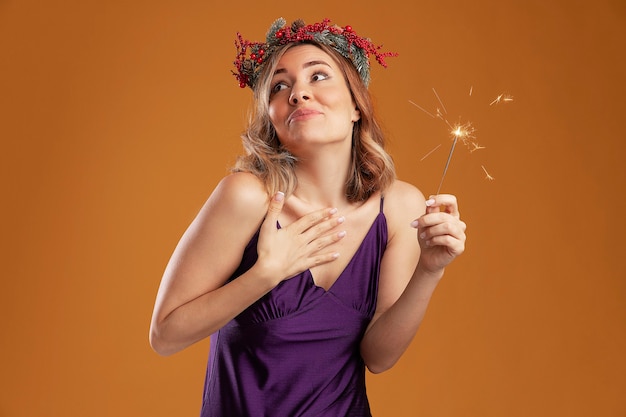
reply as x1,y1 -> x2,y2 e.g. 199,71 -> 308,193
447,119 -> 485,152
469,143 -> 486,153
448,120 -> 476,145
420,143 -> 442,161
435,121 -> 476,194
432,87 -> 448,114
408,100 -> 436,118
481,165 -> 495,180
489,93 -> 514,106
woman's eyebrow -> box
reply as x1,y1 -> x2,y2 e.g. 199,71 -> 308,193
303,60 -> 331,69
273,60 -> 332,76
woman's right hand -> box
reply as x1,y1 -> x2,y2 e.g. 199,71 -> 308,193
255,192 -> 346,284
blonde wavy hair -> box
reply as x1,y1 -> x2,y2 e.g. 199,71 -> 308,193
231,42 -> 395,202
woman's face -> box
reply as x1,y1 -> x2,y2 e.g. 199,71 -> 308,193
267,44 -> 360,155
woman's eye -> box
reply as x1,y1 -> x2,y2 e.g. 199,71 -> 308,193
271,81 -> 288,94
312,72 -> 329,82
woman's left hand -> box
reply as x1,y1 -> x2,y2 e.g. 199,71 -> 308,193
411,194 -> 466,273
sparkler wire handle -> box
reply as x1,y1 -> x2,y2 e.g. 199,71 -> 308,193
436,136 -> 458,195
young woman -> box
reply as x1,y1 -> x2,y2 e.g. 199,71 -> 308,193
149,18 -> 466,417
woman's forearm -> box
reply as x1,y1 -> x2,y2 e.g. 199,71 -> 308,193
360,264 -> 444,373
149,263 -> 277,356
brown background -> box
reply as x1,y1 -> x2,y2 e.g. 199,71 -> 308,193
1,1 -> 625,416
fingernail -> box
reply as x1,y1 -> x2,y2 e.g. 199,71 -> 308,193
425,198 -> 435,207
275,191 -> 285,202
329,208 -> 338,215
410,220 -> 419,228
337,231 -> 347,238
337,216 -> 345,224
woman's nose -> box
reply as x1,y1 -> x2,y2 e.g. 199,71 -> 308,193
289,88 -> 310,105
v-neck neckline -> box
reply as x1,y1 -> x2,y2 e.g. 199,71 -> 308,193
297,211 -> 384,293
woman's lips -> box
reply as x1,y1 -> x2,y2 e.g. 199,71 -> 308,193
288,108 -> 321,124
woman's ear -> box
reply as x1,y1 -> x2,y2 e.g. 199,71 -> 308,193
352,107 -> 361,122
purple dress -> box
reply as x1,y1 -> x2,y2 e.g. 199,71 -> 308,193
201,200 -> 387,417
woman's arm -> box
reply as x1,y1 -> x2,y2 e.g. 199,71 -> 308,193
360,181 -> 466,373
149,172 -> 345,356
149,172 -> 270,355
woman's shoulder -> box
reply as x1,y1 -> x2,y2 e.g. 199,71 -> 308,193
206,172 -> 270,220
381,179 -> 427,232
383,179 -> 426,210
216,171 -> 267,197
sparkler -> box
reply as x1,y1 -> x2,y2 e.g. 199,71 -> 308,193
409,88 -> 512,192
411,88 -> 479,194
436,134 -> 458,195
435,119 -> 475,194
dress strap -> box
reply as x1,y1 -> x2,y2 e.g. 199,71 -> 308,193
379,195 -> 385,212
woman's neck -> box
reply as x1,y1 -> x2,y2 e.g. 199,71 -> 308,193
291,150 -> 352,209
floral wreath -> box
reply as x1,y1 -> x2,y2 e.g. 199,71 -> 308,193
232,17 -> 398,90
